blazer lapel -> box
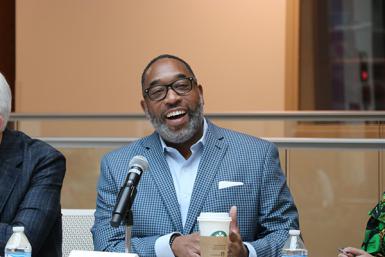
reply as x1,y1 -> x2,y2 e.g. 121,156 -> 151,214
141,134 -> 184,232
183,123 -> 228,234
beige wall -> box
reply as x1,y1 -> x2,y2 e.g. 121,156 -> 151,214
16,0 -> 288,113
13,3 -> 385,257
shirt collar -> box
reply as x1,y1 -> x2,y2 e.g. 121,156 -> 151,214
159,118 -> 208,152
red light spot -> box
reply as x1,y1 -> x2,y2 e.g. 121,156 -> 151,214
361,70 -> 368,81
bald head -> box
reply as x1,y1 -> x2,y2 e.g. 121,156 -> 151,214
141,54 -> 196,89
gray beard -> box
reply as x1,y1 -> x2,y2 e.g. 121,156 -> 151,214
145,98 -> 204,144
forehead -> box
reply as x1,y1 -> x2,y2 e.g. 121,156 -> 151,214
143,58 -> 191,86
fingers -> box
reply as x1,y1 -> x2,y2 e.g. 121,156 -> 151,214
172,233 -> 201,257
228,233 -> 247,257
344,247 -> 368,255
228,214 -> 247,257
191,232 -> 200,238
230,205 -> 237,222
188,233 -> 201,255
229,205 -> 239,233
341,247 -> 373,257
229,230 -> 241,242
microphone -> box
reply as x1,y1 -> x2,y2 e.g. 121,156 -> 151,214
110,155 -> 149,227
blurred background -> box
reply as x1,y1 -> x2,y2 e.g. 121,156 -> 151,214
1,1 -> 385,256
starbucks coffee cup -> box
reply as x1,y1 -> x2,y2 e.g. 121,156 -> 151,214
197,212 -> 232,257
197,212 -> 232,236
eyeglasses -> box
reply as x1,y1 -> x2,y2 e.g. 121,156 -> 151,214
144,77 -> 195,101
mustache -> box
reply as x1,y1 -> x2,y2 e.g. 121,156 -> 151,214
144,94 -> 204,125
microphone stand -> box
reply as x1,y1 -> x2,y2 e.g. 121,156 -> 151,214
123,209 -> 133,253
122,187 -> 137,253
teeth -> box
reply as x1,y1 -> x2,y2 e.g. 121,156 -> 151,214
166,110 -> 185,118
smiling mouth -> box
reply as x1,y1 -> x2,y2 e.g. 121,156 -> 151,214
166,110 -> 187,120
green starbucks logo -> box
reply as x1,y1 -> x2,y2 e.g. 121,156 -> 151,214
210,231 -> 227,237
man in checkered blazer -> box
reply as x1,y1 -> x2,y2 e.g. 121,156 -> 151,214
92,55 -> 299,257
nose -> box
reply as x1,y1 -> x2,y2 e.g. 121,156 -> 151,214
163,86 -> 181,104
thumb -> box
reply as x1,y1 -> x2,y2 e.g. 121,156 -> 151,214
229,206 -> 239,233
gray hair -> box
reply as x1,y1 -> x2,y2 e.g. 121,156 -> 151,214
0,72 -> 12,131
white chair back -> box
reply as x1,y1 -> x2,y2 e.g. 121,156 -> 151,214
62,209 -> 95,257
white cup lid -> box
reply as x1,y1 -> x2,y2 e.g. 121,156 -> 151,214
197,212 -> 232,222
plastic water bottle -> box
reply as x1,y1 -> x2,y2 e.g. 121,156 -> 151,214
281,229 -> 308,257
4,226 -> 32,257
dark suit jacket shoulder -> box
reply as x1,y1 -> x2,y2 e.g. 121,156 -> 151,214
0,129 -> 66,257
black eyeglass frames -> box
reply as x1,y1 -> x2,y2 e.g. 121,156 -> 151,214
144,77 -> 195,101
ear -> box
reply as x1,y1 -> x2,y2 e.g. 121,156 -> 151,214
140,100 -> 147,113
198,84 -> 203,95
198,84 -> 204,105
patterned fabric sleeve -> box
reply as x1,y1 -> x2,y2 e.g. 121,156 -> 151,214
92,156 -> 126,252
92,156 -> 160,256
249,143 -> 299,257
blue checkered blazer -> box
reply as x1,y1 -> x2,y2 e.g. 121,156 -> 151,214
0,129 -> 66,257
92,121 -> 299,257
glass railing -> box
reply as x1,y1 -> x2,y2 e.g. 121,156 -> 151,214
8,111 -> 385,257
9,111 -> 385,138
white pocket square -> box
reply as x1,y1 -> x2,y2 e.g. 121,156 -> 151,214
218,181 -> 244,190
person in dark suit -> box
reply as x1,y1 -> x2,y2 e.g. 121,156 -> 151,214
0,72 -> 66,257
92,55 -> 299,257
